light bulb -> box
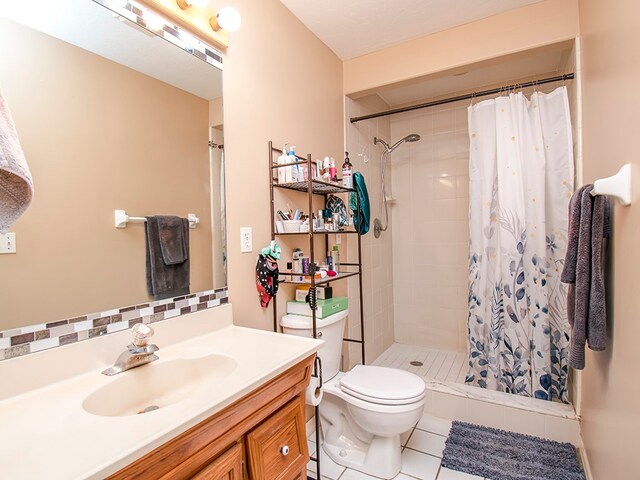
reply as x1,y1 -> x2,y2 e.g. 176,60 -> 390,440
144,12 -> 165,31
216,6 -> 241,32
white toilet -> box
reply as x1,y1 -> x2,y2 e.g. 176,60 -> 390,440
281,310 -> 426,479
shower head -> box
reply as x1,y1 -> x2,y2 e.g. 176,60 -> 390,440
374,134 -> 421,153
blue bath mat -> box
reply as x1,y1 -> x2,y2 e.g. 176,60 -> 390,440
441,421 -> 585,480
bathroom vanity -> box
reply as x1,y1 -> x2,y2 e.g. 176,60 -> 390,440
0,305 -> 322,479
107,354 -> 313,480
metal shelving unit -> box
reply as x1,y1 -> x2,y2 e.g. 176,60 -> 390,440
268,141 -> 366,480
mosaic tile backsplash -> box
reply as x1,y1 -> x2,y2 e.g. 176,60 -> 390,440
0,288 -> 228,361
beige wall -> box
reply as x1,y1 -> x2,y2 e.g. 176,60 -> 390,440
209,97 -> 224,128
222,0 -> 344,330
577,0 -> 640,478
0,18 -> 213,329
343,0 -> 580,96
345,95 -> 394,364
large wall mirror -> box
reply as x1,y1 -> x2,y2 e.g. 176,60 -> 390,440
0,0 -> 226,334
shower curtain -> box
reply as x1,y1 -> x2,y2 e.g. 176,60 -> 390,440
466,86 -> 574,403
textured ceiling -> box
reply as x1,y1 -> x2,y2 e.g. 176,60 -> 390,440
280,0 -> 544,60
0,0 -> 222,100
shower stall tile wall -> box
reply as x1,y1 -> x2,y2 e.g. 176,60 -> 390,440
345,94 -> 395,365
391,103 -> 470,353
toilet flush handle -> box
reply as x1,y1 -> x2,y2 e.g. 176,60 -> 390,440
280,445 -> 290,456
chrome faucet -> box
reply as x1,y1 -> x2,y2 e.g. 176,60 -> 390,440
102,323 -> 159,376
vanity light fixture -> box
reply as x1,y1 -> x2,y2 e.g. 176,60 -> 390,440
209,6 -> 241,32
176,0 -> 210,9
144,11 -> 166,31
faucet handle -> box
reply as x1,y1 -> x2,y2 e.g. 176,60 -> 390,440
131,323 -> 154,347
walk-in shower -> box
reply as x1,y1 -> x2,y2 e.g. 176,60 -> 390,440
373,134 -> 421,238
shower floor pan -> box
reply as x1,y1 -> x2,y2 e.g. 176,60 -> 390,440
372,343 -> 577,422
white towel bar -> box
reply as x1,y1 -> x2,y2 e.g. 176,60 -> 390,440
591,164 -> 632,206
114,210 -> 200,229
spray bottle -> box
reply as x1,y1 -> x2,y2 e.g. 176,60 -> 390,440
342,151 -> 353,188
329,157 -> 337,182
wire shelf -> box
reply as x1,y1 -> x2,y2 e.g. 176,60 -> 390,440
274,230 -> 359,236
279,271 -> 360,286
273,179 -> 355,195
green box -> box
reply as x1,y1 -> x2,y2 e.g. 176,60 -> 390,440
286,296 -> 348,318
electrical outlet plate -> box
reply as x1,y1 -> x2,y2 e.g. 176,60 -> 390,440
336,234 -> 341,245
0,233 -> 16,254
240,227 -> 252,253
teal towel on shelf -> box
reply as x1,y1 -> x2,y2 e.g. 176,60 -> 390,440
350,171 -> 370,235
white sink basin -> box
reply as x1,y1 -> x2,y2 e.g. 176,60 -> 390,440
83,353 -> 237,417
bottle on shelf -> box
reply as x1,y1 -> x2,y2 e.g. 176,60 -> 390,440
277,143 -> 289,184
322,157 -> 331,182
288,145 -> 300,182
329,157 -> 338,182
331,245 -> 340,272
317,209 -> 325,230
342,151 -> 353,189
292,248 -> 304,282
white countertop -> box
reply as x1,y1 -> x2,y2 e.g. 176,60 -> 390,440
0,304 -> 322,480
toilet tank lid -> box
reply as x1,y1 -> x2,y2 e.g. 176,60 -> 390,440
280,310 -> 349,329
339,365 -> 426,401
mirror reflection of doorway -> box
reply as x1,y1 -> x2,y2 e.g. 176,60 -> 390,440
210,124 -> 226,287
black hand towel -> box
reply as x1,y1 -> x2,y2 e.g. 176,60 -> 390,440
145,216 -> 190,300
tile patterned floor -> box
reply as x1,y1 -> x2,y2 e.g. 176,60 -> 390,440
307,412 -> 489,480
371,343 -> 468,384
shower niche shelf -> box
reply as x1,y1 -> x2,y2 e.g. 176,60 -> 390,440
268,141 -> 366,480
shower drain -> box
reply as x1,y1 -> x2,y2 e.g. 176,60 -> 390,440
409,360 -> 423,367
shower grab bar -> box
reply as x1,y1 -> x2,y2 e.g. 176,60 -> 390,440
591,164 -> 631,206
114,210 -> 200,228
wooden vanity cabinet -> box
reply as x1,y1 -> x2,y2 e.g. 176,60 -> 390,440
107,354 -> 314,480
192,443 -> 243,479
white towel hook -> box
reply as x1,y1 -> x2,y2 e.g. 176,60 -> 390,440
114,210 -> 200,229
591,164 -> 632,206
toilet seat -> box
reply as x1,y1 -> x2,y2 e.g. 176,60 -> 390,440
338,365 -> 426,406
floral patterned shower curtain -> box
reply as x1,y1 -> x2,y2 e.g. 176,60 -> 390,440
466,86 -> 574,403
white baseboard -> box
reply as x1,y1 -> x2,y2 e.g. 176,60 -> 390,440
578,441 -> 594,480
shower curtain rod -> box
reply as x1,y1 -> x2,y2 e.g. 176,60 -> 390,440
349,73 -> 575,123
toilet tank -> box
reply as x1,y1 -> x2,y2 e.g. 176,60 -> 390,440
280,310 -> 348,381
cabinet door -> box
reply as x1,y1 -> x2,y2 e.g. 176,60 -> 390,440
245,396 -> 308,480
191,443 -> 243,480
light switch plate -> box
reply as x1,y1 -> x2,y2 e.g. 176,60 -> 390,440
0,233 -> 16,254
240,227 -> 252,253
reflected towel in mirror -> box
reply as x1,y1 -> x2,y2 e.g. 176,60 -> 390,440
145,216 -> 190,300
0,89 -> 33,233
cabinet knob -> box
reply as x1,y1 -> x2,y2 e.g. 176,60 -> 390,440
280,445 -> 290,456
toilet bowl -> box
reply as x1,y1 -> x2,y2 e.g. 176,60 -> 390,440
280,310 -> 426,479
